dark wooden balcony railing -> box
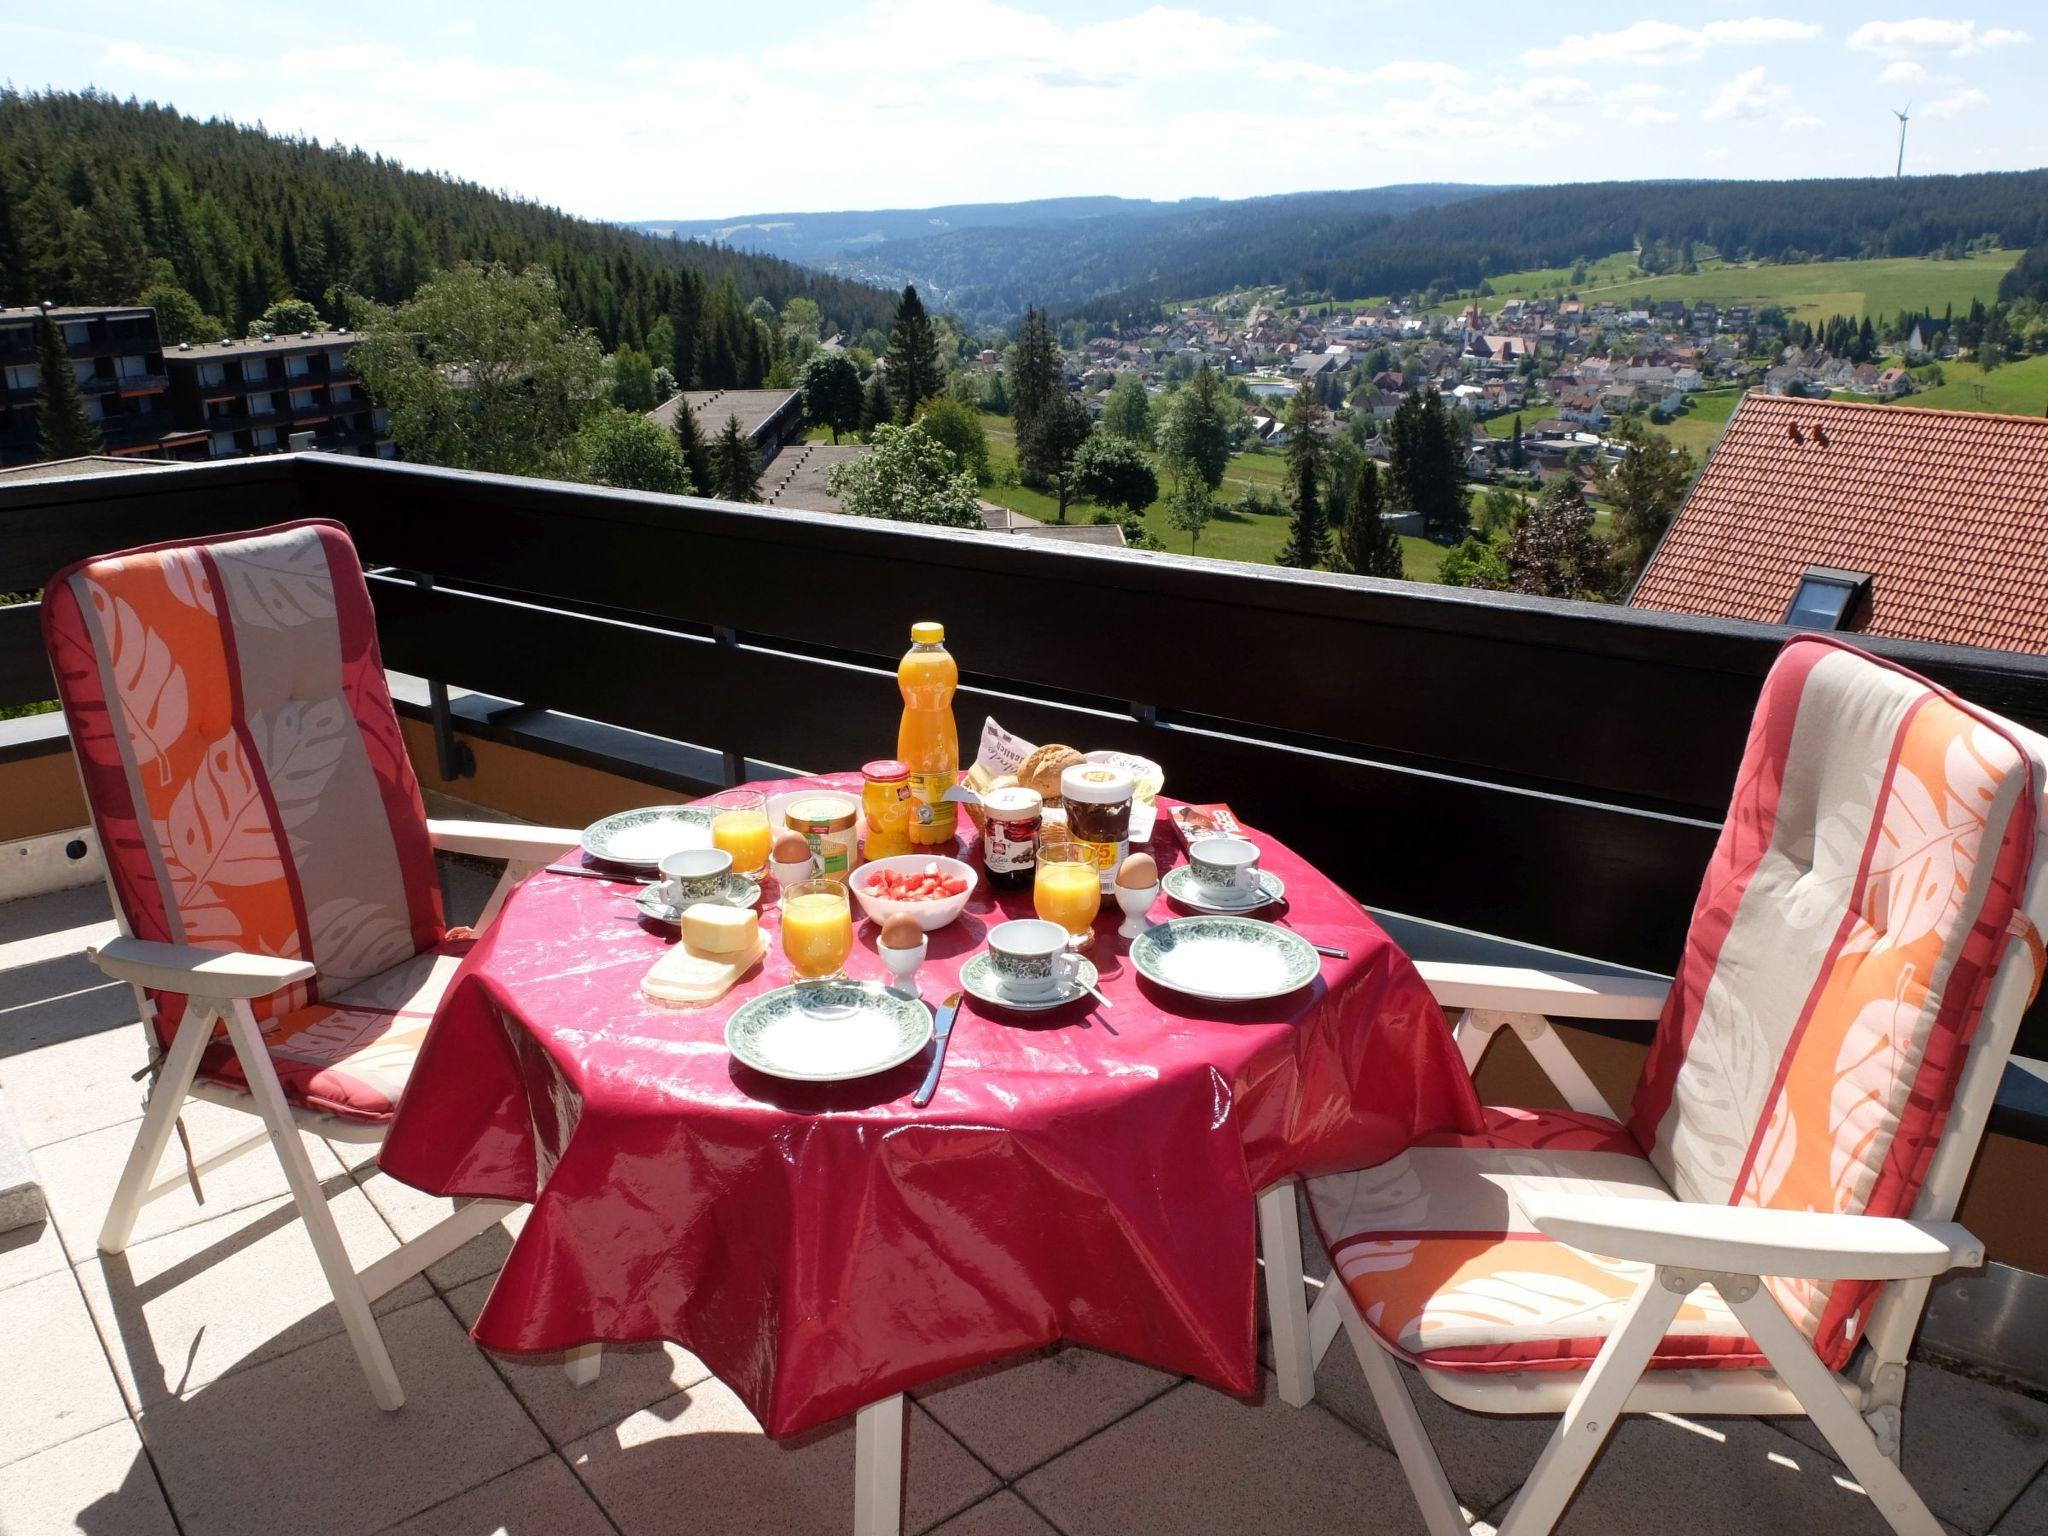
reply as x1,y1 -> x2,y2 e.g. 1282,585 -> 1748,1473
7,452 -> 2048,1065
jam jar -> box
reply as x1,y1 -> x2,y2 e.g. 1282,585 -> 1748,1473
981,785 -> 1043,891
861,759 -> 913,860
1059,763 -> 1134,891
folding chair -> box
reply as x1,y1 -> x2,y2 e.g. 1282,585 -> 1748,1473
1259,634 -> 2048,1536
43,518 -> 579,1409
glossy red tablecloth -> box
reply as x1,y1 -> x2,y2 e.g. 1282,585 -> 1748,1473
379,776 -> 1481,1436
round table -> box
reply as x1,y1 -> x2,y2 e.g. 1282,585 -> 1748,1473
378,775 -> 1481,1436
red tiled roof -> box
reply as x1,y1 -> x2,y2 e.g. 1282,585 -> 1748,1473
1629,393 -> 2048,655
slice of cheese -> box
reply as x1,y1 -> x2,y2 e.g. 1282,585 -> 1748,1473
640,930 -> 769,1007
681,903 -> 759,955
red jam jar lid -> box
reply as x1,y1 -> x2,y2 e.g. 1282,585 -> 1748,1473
861,759 -> 910,782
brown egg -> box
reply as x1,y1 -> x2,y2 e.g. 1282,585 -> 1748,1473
772,831 -> 811,864
879,914 -> 924,951
1117,852 -> 1159,889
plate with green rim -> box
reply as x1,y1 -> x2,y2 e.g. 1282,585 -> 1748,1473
1160,864 -> 1286,915
725,982 -> 934,1082
581,804 -> 715,869
635,875 -> 761,925
1129,916 -> 1321,1002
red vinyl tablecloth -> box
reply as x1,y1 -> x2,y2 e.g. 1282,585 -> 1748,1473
378,776 -> 1482,1436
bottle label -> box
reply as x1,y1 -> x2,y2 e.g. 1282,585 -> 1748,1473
985,813 -> 1040,874
1072,837 -> 1125,887
907,772 -> 955,827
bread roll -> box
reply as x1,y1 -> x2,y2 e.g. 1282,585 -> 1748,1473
1018,745 -> 1085,803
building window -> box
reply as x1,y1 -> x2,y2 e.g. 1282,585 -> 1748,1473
61,321 -> 92,348
1785,567 -> 1870,631
286,356 -> 311,378
3,363 -> 38,391
197,362 -> 226,388
244,358 -> 270,382
252,427 -> 278,448
115,355 -> 150,381
72,360 -> 96,386
250,393 -> 276,417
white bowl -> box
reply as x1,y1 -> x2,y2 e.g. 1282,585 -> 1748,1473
851,854 -> 978,932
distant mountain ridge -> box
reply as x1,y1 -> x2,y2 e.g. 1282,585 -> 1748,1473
631,185 -> 1499,324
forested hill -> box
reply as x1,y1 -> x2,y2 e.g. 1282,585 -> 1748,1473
1081,171 -> 2048,318
0,90 -> 900,347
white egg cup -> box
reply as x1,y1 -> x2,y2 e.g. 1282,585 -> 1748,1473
879,936 -> 927,997
1116,880 -> 1161,939
768,853 -> 815,893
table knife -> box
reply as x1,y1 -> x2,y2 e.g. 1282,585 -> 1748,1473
912,991 -> 964,1108
543,864 -> 656,884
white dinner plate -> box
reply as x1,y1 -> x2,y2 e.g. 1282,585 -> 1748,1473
725,983 -> 933,1082
1129,916 -> 1320,1002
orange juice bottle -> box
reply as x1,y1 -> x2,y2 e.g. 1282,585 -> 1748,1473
897,621 -> 959,846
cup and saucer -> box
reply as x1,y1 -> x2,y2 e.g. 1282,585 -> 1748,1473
1162,835 -> 1287,914
960,918 -> 1099,1013
636,848 -> 762,925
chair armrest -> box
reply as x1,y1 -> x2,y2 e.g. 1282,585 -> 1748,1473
87,936 -> 315,1003
1515,1190 -> 1984,1281
427,818 -> 580,862
1415,961 -> 1671,1022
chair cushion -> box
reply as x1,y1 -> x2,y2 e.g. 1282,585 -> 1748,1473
42,520 -> 446,1050
1627,637 -> 2042,1368
196,940 -> 472,1123
1308,1107 -> 1765,1375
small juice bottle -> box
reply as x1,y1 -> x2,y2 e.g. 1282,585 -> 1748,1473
897,621 -> 959,846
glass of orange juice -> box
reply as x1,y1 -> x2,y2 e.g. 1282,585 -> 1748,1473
709,789 -> 771,880
1034,843 -> 1102,951
781,878 -> 853,986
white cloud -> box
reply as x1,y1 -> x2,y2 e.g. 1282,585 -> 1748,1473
1630,105 -> 1679,125
1846,19 -> 2029,58
1922,87 -> 1992,119
1365,59 -> 1470,86
1703,66 -> 1787,121
1525,18 -> 1820,68
98,39 -> 243,79
1785,113 -> 1824,130
436,21 -> 477,39
1702,147 -> 1732,164
1875,60 -> 1926,86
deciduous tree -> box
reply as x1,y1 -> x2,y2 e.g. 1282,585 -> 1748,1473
1501,476 -> 1613,599
913,396 -> 991,481
1018,392 -> 1093,521
1600,417 -> 1695,577
609,345 -> 659,411
1164,460 -> 1213,553
571,406 -> 692,494
800,352 -> 862,443
1070,432 -> 1157,518
1099,371 -> 1153,444
1154,363 -> 1232,490
826,423 -> 982,528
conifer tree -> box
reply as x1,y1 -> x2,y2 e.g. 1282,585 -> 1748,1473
1010,305 -> 1062,435
1275,453 -> 1331,570
883,285 -> 942,421
1336,459 -> 1402,578
670,396 -> 713,489
708,414 -> 762,502
32,313 -> 101,460
859,370 -> 893,436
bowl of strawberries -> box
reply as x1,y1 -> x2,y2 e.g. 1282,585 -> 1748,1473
851,855 -> 977,932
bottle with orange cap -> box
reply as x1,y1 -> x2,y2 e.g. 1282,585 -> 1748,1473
896,620 -> 959,846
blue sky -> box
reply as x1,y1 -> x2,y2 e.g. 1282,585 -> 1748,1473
2,3 -> 2041,220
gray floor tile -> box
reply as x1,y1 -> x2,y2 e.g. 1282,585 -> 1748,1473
348,1165 -> 523,1292
565,1380 -> 997,1536
78,1186 -> 431,1410
0,1417 -> 178,1536
0,1267 -> 129,1471
137,1296 -> 545,1536
376,1454 -> 614,1536
1995,1466 -> 2048,1535
0,1018 -> 153,1151
916,1346 -> 1179,1480
1017,1373 -> 1428,1536
1306,1316 -> 1559,1515
1531,1410 -> 1927,1535
446,1274 -> 710,1449
33,1098 -> 348,1255
1774,1365 -> 2048,1534
928,1490 -> 1064,1536
0,1212 -> 67,1292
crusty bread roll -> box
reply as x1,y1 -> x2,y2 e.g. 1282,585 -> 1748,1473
1018,745 -> 1086,803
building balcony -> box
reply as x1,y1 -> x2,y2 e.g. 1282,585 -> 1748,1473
1,453 -> 2047,1534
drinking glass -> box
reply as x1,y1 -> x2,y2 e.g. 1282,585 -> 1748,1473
780,878 -> 853,985
1033,843 -> 1102,951
709,788 -> 772,880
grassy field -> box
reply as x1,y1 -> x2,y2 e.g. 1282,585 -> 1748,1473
1481,404 -> 1559,439
1444,250 -> 2017,325
1651,389 -> 1746,457
1893,355 -> 2048,416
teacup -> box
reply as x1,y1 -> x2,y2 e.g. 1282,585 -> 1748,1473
1188,835 -> 1261,896
986,918 -> 1081,1001
660,847 -> 733,906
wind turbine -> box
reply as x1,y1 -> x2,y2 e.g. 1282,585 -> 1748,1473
1893,102 -> 1912,179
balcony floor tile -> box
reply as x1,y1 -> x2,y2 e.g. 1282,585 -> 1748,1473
0,1418 -> 178,1536
928,1489 -> 1065,1535
916,1345 -> 1180,1480
375,1453 -> 614,1536
0,1266 -> 130,1471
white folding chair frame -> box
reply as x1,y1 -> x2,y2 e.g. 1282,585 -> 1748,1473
86,818 -> 575,1410
1259,937 -> 2042,1536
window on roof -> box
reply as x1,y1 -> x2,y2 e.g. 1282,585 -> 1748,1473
1785,568 -> 1869,631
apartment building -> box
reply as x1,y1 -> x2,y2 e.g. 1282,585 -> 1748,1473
0,303 -> 201,466
164,329 -> 394,460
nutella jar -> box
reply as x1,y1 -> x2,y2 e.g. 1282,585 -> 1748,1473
1059,763 -> 1134,892
982,785 -> 1043,891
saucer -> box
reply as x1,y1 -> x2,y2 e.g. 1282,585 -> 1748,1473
1162,864 -> 1286,914
635,874 -> 762,925
960,951 -> 1101,1013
